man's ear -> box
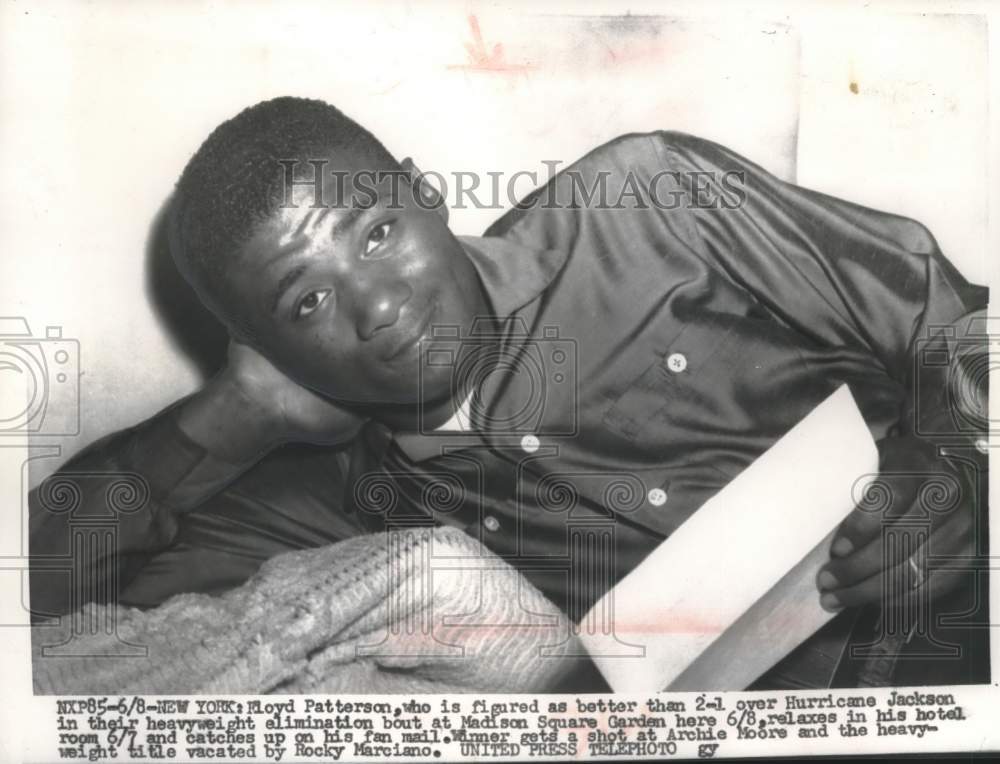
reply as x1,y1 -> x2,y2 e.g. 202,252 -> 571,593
400,157 -> 448,224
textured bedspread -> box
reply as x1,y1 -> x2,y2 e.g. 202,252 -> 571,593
32,527 -> 581,694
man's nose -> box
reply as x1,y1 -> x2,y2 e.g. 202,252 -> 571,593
353,279 -> 413,340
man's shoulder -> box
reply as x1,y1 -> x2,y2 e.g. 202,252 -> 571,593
575,130 -> 731,169
556,130 -> 717,175
483,130 -> 716,238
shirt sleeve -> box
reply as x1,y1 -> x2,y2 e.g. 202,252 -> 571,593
652,131 -> 988,438
28,400 -> 243,618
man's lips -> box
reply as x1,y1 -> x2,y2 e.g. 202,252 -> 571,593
381,302 -> 437,361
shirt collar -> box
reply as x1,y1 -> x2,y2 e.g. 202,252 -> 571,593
457,235 -> 568,319
434,386 -> 475,432
389,235 -> 568,462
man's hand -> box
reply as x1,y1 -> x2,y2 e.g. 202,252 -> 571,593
224,340 -> 367,448
816,436 -> 975,611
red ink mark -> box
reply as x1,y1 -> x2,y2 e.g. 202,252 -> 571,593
601,38 -> 667,68
614,611 -> 725,635
448,15 -> 535,74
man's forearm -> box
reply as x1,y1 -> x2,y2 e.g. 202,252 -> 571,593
175,368 -> 282,471
29,374 -> 280,617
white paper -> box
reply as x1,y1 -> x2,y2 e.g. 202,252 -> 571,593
581,384 -> 879,692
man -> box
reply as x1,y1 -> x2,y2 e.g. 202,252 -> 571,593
30,97 -> 988,687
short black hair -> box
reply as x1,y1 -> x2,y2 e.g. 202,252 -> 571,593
169,96 -> 398,326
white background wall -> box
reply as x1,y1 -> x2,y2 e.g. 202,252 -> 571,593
796,12 -> 989,280
0,2 -> 994,486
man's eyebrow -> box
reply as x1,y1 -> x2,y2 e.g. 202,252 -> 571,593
270,263 -> 309,315
331,182 -> 395,240
330,204 -> 368,241
266,194 -> 383,315
292,204 -> 336,239
261,233 -> 311,272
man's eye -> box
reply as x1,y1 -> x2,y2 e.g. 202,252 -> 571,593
295,289 -> 331,320
363,222 -> 392,256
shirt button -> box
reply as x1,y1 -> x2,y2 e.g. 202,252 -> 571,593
975,438 -> 989,455
648,488 -> 668,507
483,516 -> 501,532
520,434 -> 540,453
666,353 -> 688,373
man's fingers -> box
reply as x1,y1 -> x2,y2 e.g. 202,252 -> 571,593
829,508 -> 880,558
819,511 -> 972,611
819,531 -> 884,590
820,501 -> 969,590
830,475 -> 921,558
820,554 -> 965,612
829,465 -> 966,559
822,437 -> 974,609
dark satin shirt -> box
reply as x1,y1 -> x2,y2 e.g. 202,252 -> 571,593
29,131 -> 986,617
340,132 -> 985,613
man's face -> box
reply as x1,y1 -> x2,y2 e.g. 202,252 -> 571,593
225,149 -> 490,405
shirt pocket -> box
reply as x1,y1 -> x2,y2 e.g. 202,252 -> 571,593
602,313 -> 742,441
